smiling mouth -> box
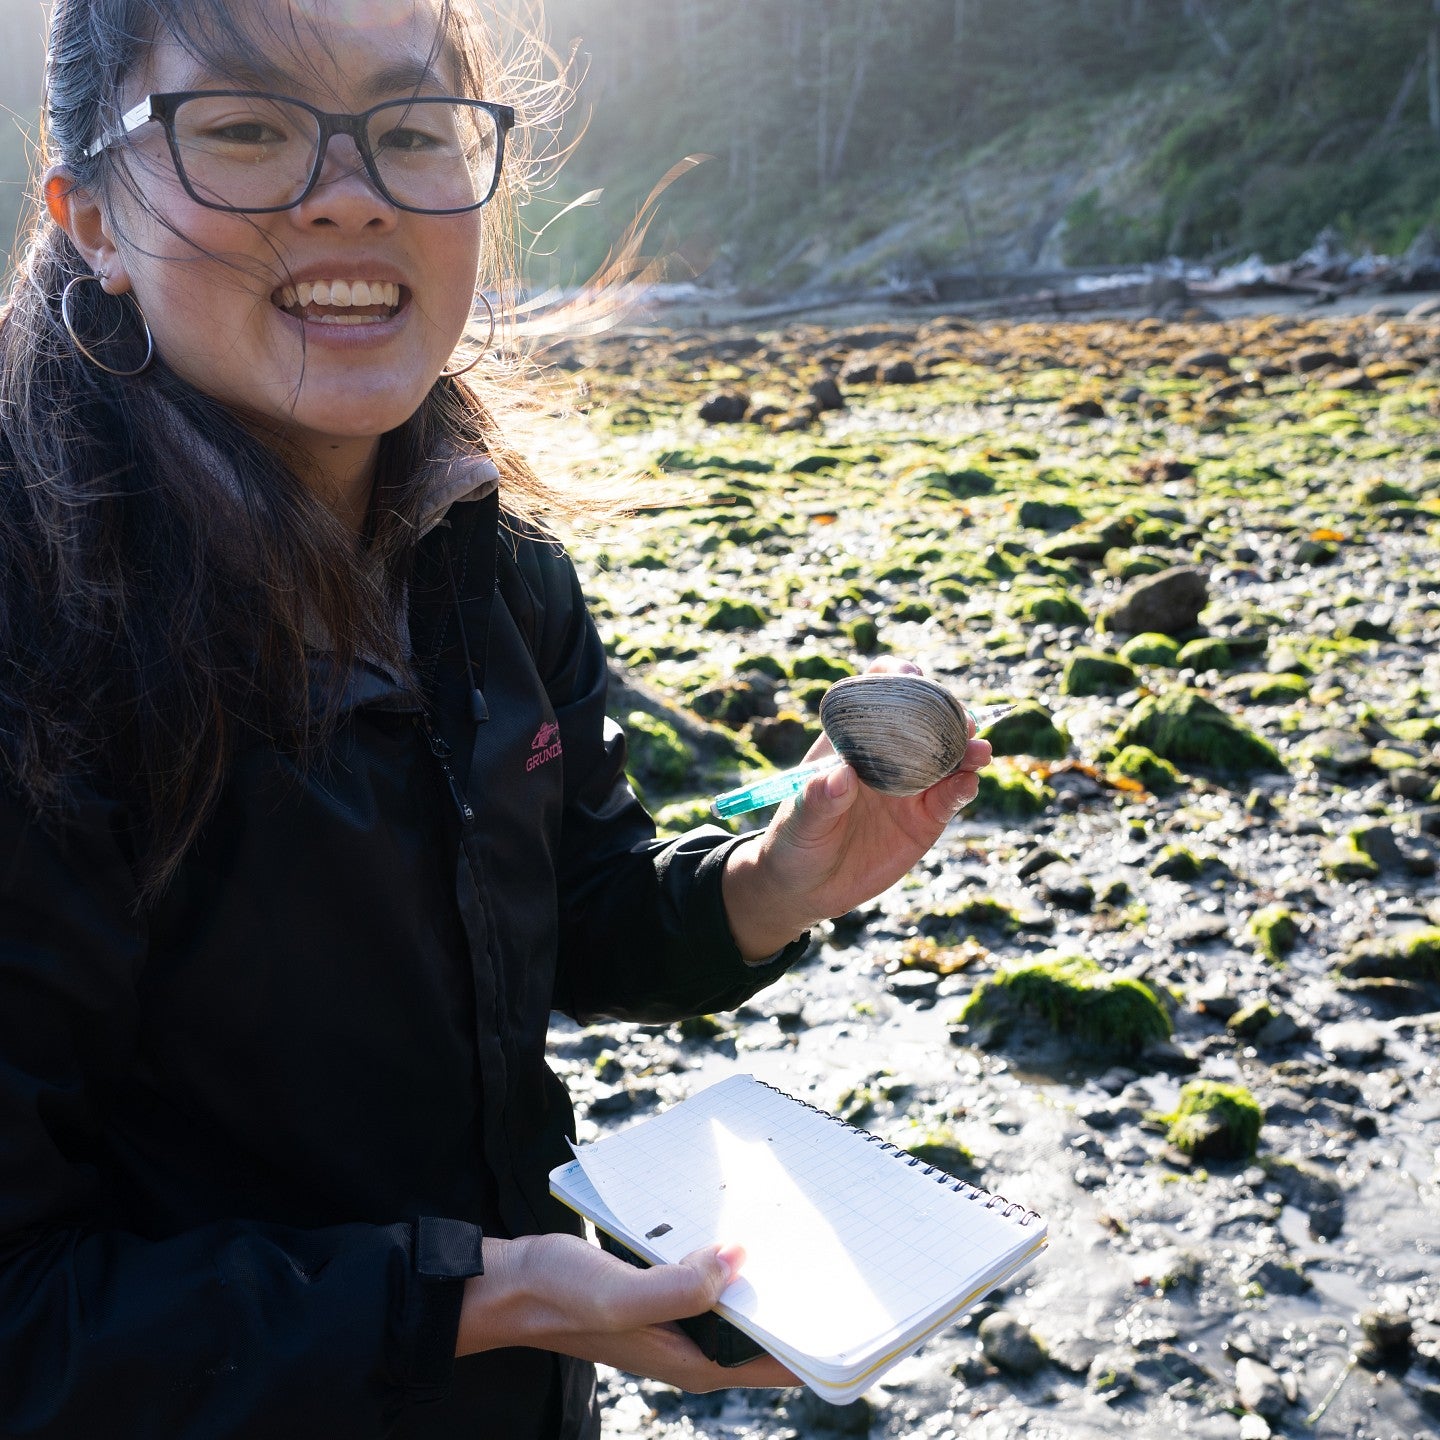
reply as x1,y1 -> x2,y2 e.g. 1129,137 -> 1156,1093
273,279 -> 404,326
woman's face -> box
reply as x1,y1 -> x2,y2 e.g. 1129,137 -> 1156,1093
93,0 -> 483,482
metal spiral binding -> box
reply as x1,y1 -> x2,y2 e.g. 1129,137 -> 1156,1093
755,1078 -> 1041,1227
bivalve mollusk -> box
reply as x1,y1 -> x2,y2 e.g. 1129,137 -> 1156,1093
818,673 -> 973,795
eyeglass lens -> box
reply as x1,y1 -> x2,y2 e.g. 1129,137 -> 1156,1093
170,96 -> 501,212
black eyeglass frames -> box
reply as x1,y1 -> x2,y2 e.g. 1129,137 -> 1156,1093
85,91 -> 516,215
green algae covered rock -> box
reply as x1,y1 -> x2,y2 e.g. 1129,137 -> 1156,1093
1107,744 -> 1184,796
1018,499 -> 1084,531
1164,1080 -> 1263,1161
702,598 -> 766,632
1321,835 -> 1381,882
1113,690 -> 1285,778
624,710 -> 695,793
653,797 -> 733,837
1176,636 -> 1233,671
955,955 -> 1171,1059
1218,672 -> 1310,706
899,1125 -> 981,1183
1120,632 -> 1182,667
1227,999 -> 1281,1039
971,763 -> 1056,818
1006,587 -> 1090,628
983,702 -> 1069,759
792,652 -> 857,683
1061,649 -> 1138,697
1249,904 -> 1301,963
1336,927 -> 1440,984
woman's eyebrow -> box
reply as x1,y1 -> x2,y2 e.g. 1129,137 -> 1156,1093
176,56 -> 447,103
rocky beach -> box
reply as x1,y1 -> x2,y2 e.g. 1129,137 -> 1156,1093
535,299 -> 1440,1439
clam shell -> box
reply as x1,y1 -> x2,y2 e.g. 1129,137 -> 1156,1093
818,673 -> 972,796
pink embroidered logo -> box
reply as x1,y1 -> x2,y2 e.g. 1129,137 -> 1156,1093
526,721 -> 562,773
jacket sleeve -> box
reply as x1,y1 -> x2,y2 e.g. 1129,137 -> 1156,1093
517,542 -> 806,1024
0,786 -> 483,1439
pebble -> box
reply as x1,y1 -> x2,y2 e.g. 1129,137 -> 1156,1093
977,1313 -> 1047,1376
1235,1356 -> 1288,1418
1318,1019 -> 1389,1065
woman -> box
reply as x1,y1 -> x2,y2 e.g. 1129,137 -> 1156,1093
0,1 -> 990,1436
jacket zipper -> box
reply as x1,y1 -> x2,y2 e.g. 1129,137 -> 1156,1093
416,715 -> 476,828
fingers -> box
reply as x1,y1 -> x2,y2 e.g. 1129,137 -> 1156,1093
591,1242 -> 743,1331
864,656 -> 922,676
559,1322 -> 801,1394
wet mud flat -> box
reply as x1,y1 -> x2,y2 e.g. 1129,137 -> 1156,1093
540,306 -> 1440,1438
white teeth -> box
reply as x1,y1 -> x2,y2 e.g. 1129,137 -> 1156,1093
281,279 -> 400,314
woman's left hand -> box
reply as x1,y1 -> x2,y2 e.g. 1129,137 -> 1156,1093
720,659 -> 991,962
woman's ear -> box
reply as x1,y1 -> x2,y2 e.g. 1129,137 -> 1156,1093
43,165 -> 131,294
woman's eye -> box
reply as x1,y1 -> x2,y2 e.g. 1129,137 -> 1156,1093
375,126 -> 438,153
209,122 -> 287,146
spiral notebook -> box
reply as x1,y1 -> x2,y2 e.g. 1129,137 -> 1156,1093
549,1073 -> 1046,1403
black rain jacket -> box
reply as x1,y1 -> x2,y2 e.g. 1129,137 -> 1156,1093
0,486 -> 801,1438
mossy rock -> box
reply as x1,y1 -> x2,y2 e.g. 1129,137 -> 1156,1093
984,702 -> 1068,759
844,616 -> 882,654
1150,844 -> 1204,880
1356,478 -> 1414,505
1391,716 -> 1440,744
920,897 -> 1020,939
1113,690 -> 1285,778
790,451 -> 843,474
892,599 -> 934,623
1120,632 -> 1182,667
1106,550 -> 1172,581
652,797 -> 733,837
1219,672 -> 1310,705
1227,999 -> 1281,1039
1249,904 -> 1300,963
1294,538 -> 1340,566
702,598 -> 766,633
1006,587 -> 1090,628
1108,744 -> 1184,796
623,710 -> 695,793
1321,836 -> 1381,882
955,954 -> 1171,1059
735,652 -> 789,682
791,653 -> 857,683
1176,636 -> 1233,671
971,764 -> 1055,818
1164,1080 -> 1263,1161
1062,649 -> 1138,697
1336,928 -> 1440,983
1018,499 -> 1085,531
934,467 -> 999,498
901,1127 -> 982,1183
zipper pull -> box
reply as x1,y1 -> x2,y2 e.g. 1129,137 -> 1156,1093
417,716 -> 476,827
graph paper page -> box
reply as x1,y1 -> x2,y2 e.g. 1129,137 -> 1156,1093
573,1074 -> 1036,1366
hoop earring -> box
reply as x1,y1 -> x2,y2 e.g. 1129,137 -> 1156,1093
441,292 -> 497,379
60,274 -> 155,378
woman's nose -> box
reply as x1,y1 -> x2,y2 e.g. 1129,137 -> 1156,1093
294,133 -> 395,227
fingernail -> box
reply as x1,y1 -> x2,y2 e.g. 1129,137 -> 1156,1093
714,1242 -> 745,1283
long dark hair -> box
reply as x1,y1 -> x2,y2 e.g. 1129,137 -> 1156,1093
0,0 -> 569,901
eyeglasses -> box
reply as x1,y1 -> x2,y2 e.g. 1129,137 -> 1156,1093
85,91 -> 516,215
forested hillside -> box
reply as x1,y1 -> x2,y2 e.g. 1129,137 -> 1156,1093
5,1 -> 1440,288
0,0 -> 45,275
531,0 -> 1440,289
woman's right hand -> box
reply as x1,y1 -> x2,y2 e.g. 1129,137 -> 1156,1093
455,1233 -> 798,1392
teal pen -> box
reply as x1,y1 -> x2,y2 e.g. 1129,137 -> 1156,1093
710,703 -> 1017,819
